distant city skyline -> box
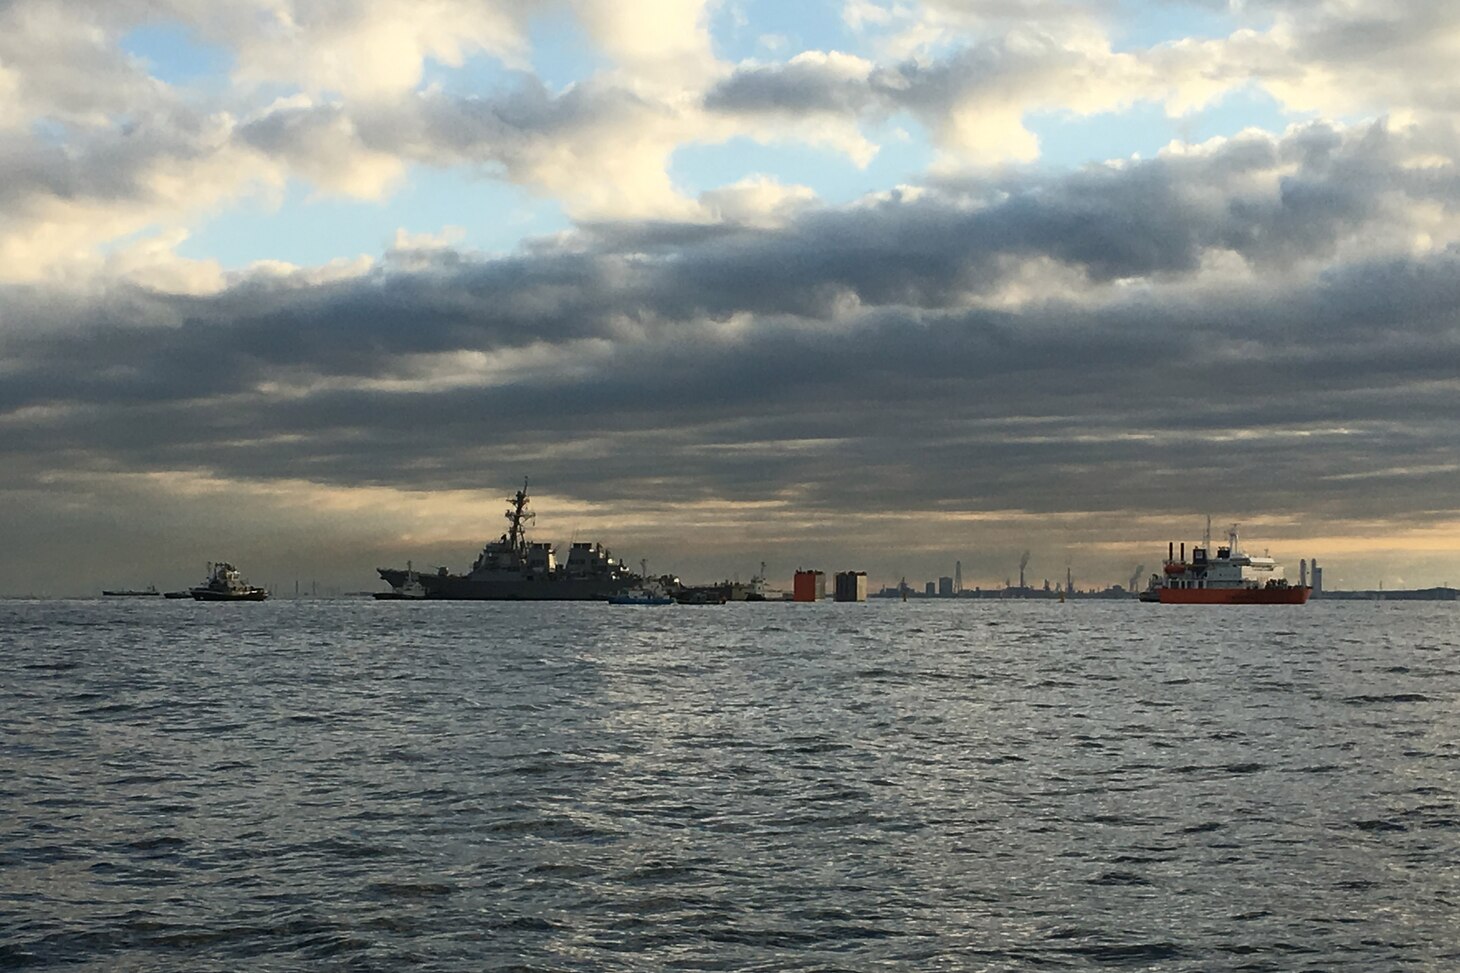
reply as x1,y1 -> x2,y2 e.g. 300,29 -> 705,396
3,0 -> 1459,596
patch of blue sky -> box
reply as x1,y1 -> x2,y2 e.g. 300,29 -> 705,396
418,7 -> 609,97
526,7 -> 611,91
1109,0 -> 1245,50
420,51 -> 519,97
671,115 -> 937,206
175,168 -> 568,269
1177,86 -> 1316,141
712,0 -> 862,62
119,23 -> 232,85
30,118 -> 69,144
1028,86 -> 1299,170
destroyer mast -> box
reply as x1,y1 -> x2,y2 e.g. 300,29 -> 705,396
472,479 -> 535,572
506,481 -> 533,557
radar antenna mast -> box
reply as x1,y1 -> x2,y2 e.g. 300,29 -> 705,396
505,478 -> 534,558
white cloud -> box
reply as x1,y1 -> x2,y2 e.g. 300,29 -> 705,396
240,97 -> 405,198
217,0 -> 540,99
570,0 -> 722,94
0,111 -> 285,284
0,1 -> 171,130
101,228 -> 227,295
5,0 -> 1460,284
697,175 -> 818,227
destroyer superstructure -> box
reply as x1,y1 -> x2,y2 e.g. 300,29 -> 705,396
376,482 -> 640,600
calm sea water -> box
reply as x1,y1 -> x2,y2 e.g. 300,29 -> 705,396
2,598 -> 1457,971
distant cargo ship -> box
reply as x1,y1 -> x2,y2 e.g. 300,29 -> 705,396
377,482 -> 640,601
1144,527 -> 1310,605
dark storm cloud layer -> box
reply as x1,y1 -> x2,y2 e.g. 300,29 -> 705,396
2,122 -> 1459,525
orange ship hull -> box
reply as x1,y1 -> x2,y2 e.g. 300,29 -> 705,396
1158,586 -> 1311,605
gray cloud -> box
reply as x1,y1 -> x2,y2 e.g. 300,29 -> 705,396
705,57 -> 881,116
4,123 -> 1458,526
4,115 -> 1460,592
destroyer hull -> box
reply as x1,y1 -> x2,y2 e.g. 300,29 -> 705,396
377,568 -> 636,601
1158,586 -> 1311,605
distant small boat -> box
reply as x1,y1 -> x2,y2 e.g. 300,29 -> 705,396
162,590 -> 192,599
102,585 -> 161,597
607,588 -> 675,606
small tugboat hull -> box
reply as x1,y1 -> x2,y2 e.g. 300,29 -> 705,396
191,589 -> 269,602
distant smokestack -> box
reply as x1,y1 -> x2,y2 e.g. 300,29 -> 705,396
1019,551 -> 1030,588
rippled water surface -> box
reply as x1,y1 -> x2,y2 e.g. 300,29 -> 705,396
3,598 -> 1459,970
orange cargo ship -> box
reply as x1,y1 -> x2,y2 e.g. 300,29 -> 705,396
1142,526 -> 1311,605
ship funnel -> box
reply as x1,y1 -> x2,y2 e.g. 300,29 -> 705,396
1180,542 -> 1185,561
1168,542 -> 1173,562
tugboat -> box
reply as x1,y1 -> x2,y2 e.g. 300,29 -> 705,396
374,561 -> 427,600
607,561 -> 677,605
190,562 -> 270,601
376,480 -> 640,600
607,584 -> 676,606
1146,526 -> 1310,604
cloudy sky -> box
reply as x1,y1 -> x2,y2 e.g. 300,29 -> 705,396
3,0 -> 1459,596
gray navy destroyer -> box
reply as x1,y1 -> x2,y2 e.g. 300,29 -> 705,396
376,482 -> 640,600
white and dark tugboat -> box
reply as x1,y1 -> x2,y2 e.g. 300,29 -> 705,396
607,562 -> 677,605
190,562 -> 270,601
374,561 -> 428,600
